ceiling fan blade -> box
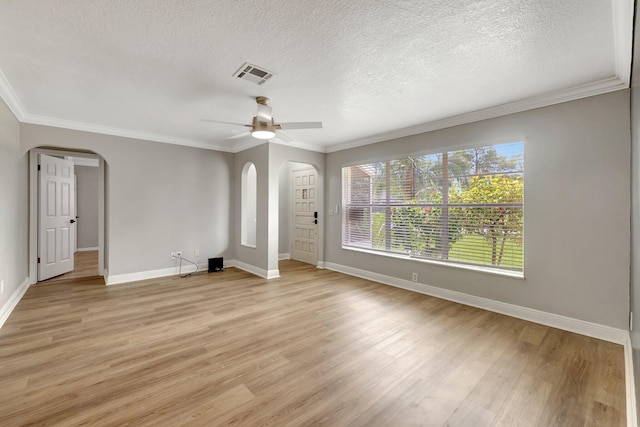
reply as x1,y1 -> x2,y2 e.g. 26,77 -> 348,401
228,131 -> 251,139
277,121 -> 323,130
270,137 -> 288,145
256,104 -> 272,121
201,119 -> 251,127
275,130 -> 295,143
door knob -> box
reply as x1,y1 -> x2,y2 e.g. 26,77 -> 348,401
70,219 -> 76,224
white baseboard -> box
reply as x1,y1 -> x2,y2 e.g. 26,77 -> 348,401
278,253 -> 290,260
231,260 -> 279,279
324,262 -> 628,345
0,278 -> 30,329
316,261 -> 326,269
625,333 -> 638,427
76,247 -> 99,252
107,262 -> 207,285
105,258 -> 284,285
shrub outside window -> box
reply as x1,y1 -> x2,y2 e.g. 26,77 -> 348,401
342,141 -> 524,274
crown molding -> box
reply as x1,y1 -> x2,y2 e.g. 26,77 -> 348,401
0,68 -> 27,121
269,137 -> 326,153
0,72 -> 629,156
325,76 -> 628,153
21,113 -> 234,152
228,137 -> 267,153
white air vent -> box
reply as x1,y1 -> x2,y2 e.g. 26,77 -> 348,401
233,62 -> 274,86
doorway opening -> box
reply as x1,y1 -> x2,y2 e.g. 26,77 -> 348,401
279,161 -> 319,266
29,148 -> 106,284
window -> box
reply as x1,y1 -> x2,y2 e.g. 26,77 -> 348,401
342,141 -> 524,274
241,162 -> 257,248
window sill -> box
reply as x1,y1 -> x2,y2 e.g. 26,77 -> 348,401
341,245 -> 525,280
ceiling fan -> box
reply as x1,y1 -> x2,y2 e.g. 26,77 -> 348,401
203,96 -> 322,140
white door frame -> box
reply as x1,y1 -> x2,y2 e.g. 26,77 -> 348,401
29,148 -> 106,284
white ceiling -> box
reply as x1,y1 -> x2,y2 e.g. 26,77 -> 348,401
0,1 -> 632,153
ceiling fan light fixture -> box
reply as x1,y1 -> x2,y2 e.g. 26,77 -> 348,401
251,117 -> 276,139
251,130 -> 276,139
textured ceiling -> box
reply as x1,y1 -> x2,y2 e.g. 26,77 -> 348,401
0,0 -> 632,153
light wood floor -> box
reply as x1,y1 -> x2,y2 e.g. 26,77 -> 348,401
42,250 -> 99,283
0,260 -> 625,426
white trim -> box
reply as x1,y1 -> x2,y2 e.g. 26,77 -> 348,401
29,149 -> 106,283
64,156 -> 99,167
0,70 -> 631,156
77,247 -> 99,252
324,262 -> 628,344
0,67 -> 26,120
613,0 -> 634,86
278,253 -> 290,260
625,332 -> 638,427
316,261 -> 326,269
230,138 -> 265,154
0,278 -> 30,329
325,77 -> 628,153
268,136 -> 326,154
342,245 -> 524,279
22,113 -> 233,153
106,263 -> 208,285
106,259 -> 282,285
230,260 -> 280,279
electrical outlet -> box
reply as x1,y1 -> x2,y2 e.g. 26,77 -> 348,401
412,272 -> 418,282
175,251 -> 182,257
194,249 -> 200,257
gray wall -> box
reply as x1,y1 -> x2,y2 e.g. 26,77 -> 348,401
21,124 -> 235,277
326,90 -> 630,329
278,162 -> 291,256
75,165 -> 99,249
0,97 -> 28,310
234,143 -> 269,272
233,142 -> 325,275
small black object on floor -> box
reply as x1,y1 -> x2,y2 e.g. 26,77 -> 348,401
208,257 -> 224,273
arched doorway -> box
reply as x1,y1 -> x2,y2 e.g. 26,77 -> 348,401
28,148 -> 106,283
279,161 -> 320,266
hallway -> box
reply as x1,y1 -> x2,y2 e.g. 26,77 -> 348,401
42,250 -> 99,283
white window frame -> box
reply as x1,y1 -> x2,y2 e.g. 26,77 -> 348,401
341,141 -> 524,277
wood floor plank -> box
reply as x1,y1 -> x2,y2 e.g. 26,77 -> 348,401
41,250 -> 99,283
0,260 -> 626,426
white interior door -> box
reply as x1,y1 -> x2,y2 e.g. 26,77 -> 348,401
38,154 -> 75,281
291,167 -> 318,265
